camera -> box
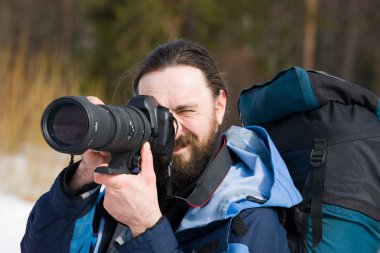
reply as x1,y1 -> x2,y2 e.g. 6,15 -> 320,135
41,95 -> 175,174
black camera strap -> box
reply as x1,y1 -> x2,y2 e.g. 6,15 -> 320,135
165,162 -> 174,198
173,135 -> 233,207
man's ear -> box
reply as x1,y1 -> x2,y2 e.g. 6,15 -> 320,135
215,89 -> 227,125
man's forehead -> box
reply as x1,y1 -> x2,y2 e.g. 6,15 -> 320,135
137,66 -> 212,106
138,66 -> 207,89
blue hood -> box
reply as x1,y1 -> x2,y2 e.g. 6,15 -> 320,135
177,126 -> 302,232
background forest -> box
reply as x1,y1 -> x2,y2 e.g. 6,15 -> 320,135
1,0 -> 380,201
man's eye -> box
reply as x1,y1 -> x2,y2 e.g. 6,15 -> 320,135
178,109 -> 195,114
174,105 -> 197,115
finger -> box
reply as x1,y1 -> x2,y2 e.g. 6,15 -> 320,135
86,96 -> 104,105
139,142 -> 155,180
94,173 -> 124,188
85,149 -> 110,157
93,172 -> 109,185
98,151 -> 111,157
82,150 -> 111,168
87,150 -> 112,161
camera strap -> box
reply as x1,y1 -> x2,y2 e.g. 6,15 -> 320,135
69,154 -> 75,166
165,162 -> 174,198
174,135 -> 233,208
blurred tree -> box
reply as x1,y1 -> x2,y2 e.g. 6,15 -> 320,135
303,0 -> 318,69
78,0 -> 180,100
315,0 -> 380,92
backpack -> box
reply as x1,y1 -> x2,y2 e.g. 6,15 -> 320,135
238,66 -> 380,253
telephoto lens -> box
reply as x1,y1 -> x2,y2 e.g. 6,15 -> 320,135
41,96 -> 151,155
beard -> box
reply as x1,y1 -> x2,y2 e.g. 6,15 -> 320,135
154,118 -> 219,194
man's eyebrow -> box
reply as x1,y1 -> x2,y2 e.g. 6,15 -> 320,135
173,103 -> 198,111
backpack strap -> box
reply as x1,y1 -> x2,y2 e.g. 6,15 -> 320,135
309,139 -> 326,247
296,139 -> 326,248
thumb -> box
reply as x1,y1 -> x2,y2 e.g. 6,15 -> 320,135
139,142 -> 155,180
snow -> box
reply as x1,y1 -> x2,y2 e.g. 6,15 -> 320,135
0,191 -> 34,252
0,145 -> 68,252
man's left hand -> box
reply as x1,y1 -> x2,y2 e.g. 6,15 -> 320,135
94,142 -> 162,237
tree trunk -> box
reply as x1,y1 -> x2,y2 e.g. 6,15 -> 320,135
341,0 -> 361,82
303,0 -> 318,70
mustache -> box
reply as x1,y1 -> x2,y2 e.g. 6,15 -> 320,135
174,133 -> 198,149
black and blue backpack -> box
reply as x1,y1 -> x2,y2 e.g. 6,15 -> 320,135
238,66 -> 380,252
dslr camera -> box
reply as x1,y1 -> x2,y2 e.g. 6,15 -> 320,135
41,95 -> 176,174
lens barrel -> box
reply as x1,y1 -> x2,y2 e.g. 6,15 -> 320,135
41,96 -> 151,155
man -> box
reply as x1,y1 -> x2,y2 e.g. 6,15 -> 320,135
22,39 -> 302,252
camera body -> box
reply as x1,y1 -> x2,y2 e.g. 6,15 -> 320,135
41,95 -> 175,174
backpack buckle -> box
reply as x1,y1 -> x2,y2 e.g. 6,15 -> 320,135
310,139 -> 327,167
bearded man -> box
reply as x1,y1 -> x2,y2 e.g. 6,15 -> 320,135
22,39 -> 301,253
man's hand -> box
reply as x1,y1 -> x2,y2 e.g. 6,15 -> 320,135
94,142 -> 162,237
68,149 -> 111,190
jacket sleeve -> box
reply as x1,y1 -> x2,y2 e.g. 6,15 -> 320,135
21,163 -> 101,253
228,207 -> 290,253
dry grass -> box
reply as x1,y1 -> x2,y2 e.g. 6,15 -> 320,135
0,43 -> 105,201
0,48 -> 104,152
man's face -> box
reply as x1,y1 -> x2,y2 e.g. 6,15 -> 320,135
138,65 -> 226,187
